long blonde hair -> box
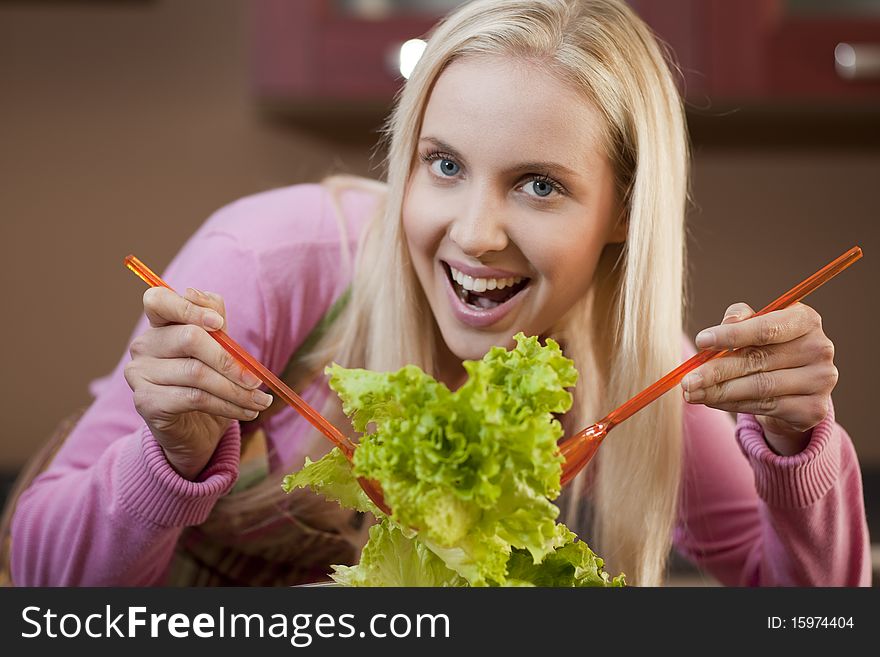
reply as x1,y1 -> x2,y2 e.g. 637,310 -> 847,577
230,0 -> 688,586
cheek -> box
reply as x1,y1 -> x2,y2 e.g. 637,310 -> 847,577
524,227 -> 607,301
402,180 -> 447,259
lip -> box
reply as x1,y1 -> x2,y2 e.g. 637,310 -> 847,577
439,261 -> 530,329
443,259 -> 528,281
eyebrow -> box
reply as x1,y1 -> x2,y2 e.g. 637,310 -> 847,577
418,136 -> 581,179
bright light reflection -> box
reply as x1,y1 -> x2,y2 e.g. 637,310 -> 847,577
399,39 -> 427,79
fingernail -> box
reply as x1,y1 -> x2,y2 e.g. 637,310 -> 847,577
685,388 -> 705,402
204,310 -> 224,330
695,329 -> 715,349
682,372 -> 703,391
253,391 -> 273,408
241,369 -> 261,388
187,287 -> 205,299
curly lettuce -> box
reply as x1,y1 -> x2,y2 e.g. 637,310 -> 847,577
283,333 -> 624,587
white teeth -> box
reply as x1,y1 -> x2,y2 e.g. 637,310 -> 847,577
448,265 -> 524,292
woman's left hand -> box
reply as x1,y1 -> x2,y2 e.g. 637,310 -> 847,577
681,302 -> 838,456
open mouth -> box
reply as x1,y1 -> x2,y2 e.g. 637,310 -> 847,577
442,261 -> 530,311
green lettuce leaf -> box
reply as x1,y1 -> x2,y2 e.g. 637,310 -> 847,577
284,332 -> 625,587
505,536 -> 626,587
331,521 -> 467,587
281,447 -> 377,515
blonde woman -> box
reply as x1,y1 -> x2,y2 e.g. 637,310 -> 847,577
10,0 -> 869,586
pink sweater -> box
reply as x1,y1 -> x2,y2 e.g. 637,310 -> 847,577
11,184 -> 872,586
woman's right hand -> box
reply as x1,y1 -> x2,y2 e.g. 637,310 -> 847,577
124,286 -> 273,480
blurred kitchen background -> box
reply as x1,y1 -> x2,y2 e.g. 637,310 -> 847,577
1,0 -> 878,585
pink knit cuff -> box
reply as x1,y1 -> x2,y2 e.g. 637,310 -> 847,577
735,401 -> 840,509
116,422 -> 241,528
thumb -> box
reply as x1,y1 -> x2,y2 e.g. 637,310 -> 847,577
721,302 -> 755,325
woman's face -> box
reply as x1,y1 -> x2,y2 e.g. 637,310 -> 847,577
403,55 -> 624,375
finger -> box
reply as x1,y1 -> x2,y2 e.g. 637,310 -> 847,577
131,324 -> 263,390
720,302 -> 756,325
691,302 -> 755,352
683,363 -> 838,405
139,356 -> 273,413
696,394 -> 831,434
694,302 -> 820,351
137,381 -> 267,423
183,287 -> 228,332
143,287 -> 225,331
681,332 -> 825,393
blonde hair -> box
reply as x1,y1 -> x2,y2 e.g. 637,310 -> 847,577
226,0 -> 689,586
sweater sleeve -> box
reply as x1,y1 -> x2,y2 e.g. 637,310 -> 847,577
10,216 -> 277,586
673,337 -> 871,586
11,183 -> 380,586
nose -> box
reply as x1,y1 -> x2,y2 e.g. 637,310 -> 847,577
448,184 -> 509,258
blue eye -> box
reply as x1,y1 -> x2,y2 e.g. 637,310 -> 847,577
432,158 -> 460,177
528,180 -> 553,197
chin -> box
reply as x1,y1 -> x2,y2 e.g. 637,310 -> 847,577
441,323 -> 520,361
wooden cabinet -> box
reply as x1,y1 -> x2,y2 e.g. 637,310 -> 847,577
250,0 -> 439,111
250,0 -> 880,112
630,0 -> 880,103
703,0 -> 880,102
